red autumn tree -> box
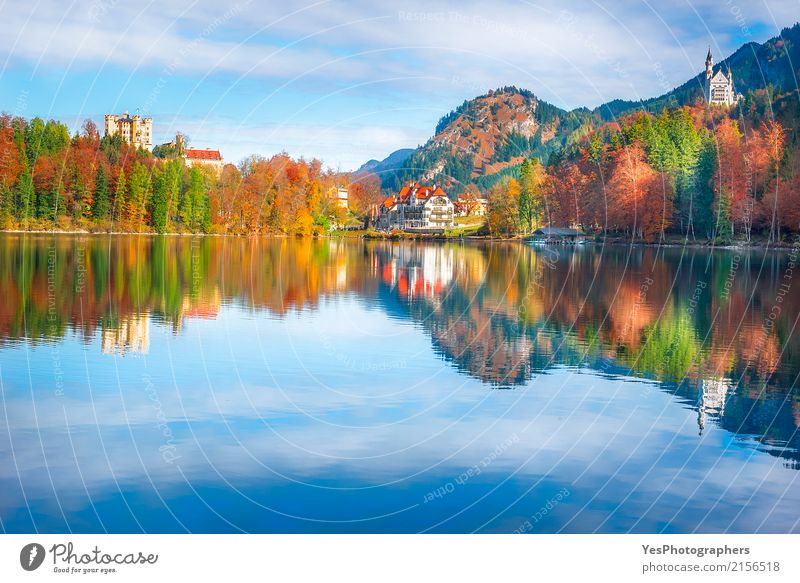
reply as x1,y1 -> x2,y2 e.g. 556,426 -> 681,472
607,142 -> 673,240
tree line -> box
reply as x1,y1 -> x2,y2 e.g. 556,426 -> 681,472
0,114 -> 386,235
486,99 -> 800,242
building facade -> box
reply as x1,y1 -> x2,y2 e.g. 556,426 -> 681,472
454,194 -> 489,217
333,187 -> 348,210
183,148 -> 224,176
104,112 -> 153,151
377,182 -> 454,231
704,49 -> 740,106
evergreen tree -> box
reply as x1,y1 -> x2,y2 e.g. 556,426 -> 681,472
38,179 -> 63,221
588,133 -> 604,166
128,162 -> 151,230
164,159 -> 183,229
691,137 -> 717,239
15,163 -> 35,223
715,186 -> 734,243
113,168 -> 127,222
183,167 -> 209,231
92,165 -> 110,221
151,167 -> 169,233
179,169 -> 195,228
192,167 -> 209,231
0,183 -> 13,221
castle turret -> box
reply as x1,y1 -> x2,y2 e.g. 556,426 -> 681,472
705,47 -> 713,80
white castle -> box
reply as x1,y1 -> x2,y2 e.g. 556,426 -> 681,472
704,48 -> 741,106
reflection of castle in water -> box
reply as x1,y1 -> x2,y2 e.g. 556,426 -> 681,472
100,290 -> 222,354
101,314 -> 150,355
697,377 -> 733,434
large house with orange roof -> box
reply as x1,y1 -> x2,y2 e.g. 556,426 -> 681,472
376,182 -> 455,231
183,147 -> 224,176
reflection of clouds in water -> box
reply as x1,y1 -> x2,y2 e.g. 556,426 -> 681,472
2,239 -> 800,532
3,340 -> 799,532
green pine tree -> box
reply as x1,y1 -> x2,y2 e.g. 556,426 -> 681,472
92,165 -> 110,221
183,167 -> 209,231
128,162 -> 152,230
113,168 -> 127,222
715,186 -> 734,243
151,167 -> 169,233
15,163 -> 35,225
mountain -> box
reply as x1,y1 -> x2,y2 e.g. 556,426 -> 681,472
377,87 -> 592,193
356,148 -> 414,177
366,23 -> 800,195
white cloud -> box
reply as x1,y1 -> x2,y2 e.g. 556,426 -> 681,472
169,117 -> 425,170
0,0 -> 796,166
2,0 -> 794,102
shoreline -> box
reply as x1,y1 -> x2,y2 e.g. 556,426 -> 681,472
0,229 -> 796,250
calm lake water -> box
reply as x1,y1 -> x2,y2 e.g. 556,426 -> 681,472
0,234 -> 798,533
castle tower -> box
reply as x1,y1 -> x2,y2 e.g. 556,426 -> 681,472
103,111 -> 154,151
704,48 -> 739,107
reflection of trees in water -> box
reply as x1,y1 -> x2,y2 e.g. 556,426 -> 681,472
376,242 -> 800,465
0,235 -> 798,463
0,235 -> 378,345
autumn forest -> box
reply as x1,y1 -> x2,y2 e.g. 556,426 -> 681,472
487,97 -> 800,242
1,90 -> 799,242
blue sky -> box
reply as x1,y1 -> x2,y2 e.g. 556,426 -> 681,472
0,0 -> 795,170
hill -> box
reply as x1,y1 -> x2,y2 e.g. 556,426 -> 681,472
356,148 -> 413,177
378,87 -> 592,193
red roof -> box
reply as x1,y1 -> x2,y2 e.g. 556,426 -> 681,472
185,148 -> 222,161
397,185 -> 412,202
393,181 -> 448,202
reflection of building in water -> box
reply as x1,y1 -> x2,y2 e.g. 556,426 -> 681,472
336,257 -> 348,290
177,288 -> 222,331
413,246 -> 454,300
697,377 -> 732,433
381,245 -> 455,301
101,314 -> 150,355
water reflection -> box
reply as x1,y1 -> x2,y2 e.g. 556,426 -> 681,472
2,235 -> 799,452
0,234 -> 798,532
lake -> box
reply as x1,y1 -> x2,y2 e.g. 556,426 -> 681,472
0,234 -> 798,533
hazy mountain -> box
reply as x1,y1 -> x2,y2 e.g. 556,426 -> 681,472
356,148 -> 414,176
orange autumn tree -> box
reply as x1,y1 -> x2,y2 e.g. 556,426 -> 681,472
547,158 -> 590,229
347,172 -> 383,216
714,118 -> 754,240
487,177 -> 521,236
753,119 -> 786,240
606,142 -> 673,240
